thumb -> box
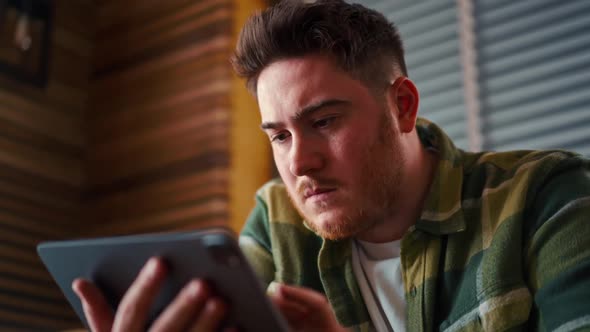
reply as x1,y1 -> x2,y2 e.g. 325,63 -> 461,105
72,278 -> 114,332
270,283 -> 349,332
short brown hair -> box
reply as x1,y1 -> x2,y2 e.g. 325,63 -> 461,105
231,0 -> 408,96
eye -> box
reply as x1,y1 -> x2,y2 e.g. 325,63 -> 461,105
271,131 -> 291,143
313,117 -> 334,129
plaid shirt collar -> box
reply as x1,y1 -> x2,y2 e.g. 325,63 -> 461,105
414,117 -> 467,235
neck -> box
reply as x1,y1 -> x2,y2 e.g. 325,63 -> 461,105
356,131 -> 438,243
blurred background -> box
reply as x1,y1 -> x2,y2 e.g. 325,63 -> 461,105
0,0 -> 587,330
358,0 -> 590,155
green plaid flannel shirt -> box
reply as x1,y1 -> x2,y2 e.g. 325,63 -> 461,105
240,118 -> 590,331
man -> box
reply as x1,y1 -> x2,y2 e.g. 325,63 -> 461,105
74,1 -> 590,331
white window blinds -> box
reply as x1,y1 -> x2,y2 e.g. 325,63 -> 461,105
353,0 -> 590,156
475,0 -> 590,155
360,0 -> 469,150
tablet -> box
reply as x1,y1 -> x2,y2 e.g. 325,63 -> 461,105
37,228 -> 288,331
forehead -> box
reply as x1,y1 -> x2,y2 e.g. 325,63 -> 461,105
256,55 -> 371,121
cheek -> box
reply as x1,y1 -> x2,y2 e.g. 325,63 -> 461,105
329,136 -> 366,169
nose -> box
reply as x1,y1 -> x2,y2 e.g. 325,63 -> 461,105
288,135 -> 324,176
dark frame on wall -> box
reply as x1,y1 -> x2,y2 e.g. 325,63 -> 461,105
0,0 -> 52,87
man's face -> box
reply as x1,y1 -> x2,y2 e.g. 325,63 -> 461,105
257,55 -> 405,240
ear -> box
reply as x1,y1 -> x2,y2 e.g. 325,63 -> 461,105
387,77 -> 419,133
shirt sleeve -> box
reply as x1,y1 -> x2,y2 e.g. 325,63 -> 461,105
239,194 -> 276,288
524,155 -> 590,331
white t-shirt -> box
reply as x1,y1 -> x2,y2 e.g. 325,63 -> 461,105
351,239 -> 406,332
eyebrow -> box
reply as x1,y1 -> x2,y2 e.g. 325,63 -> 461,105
260,99 -> 349,130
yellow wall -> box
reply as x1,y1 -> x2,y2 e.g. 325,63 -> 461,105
230,0 -> 272,233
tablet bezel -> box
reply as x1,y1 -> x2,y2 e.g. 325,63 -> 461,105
37,228 -> 288,331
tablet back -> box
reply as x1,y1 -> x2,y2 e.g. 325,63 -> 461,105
37,228 -> 288,331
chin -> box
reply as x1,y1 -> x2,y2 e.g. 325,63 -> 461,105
306,210 -> 361,241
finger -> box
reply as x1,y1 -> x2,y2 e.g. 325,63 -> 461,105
148,280 -> 211,331
72,278 -> 114,332
276,284 -> 330,311
268,281 -> 309,314
274,284 -> 347,331
269,296 -> 308,330
112,257 -> 168,332
269,287 -> 309,319
187,298 -> 227,332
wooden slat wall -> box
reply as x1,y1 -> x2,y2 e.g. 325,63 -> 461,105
86,0 -> 234,236
0,0 -> 92,329
0,0 -> 271,329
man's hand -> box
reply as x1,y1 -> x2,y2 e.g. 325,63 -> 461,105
269,283 -> 349,332
72,257 -> 228,332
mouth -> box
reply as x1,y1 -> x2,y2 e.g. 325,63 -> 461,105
303,188 -> 336,200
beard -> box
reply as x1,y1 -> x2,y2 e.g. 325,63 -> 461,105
290,111 -> 405,241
